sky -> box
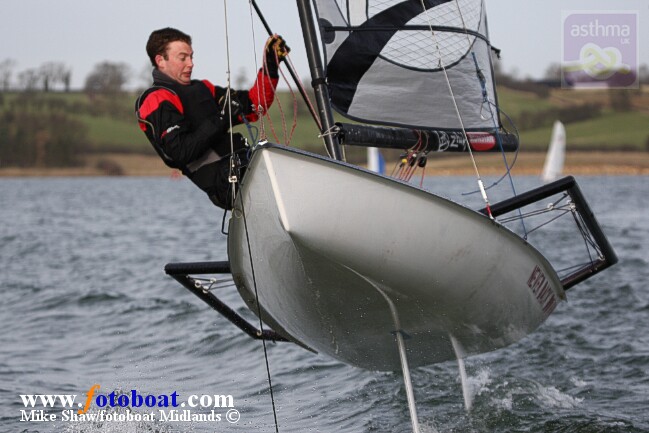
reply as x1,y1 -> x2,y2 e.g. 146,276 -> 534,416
1,0 -> 647,91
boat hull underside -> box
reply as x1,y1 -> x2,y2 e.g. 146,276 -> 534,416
228,146 -> 563,371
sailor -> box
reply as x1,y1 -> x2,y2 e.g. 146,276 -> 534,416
136,27 -> 289,209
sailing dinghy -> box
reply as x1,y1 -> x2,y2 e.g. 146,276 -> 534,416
541,120 -> 567,183
164,0 -> 617,428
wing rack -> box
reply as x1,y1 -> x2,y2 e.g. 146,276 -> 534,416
164,261 -> 289,342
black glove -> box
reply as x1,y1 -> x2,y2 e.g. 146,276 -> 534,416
218,93 -> 244,123
264,34 -> 290,78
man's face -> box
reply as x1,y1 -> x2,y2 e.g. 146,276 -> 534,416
156,40 -> 194,85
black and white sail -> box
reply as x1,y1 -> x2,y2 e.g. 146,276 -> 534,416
314,0 -> 500,132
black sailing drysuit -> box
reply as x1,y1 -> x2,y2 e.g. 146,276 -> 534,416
136,68 -> 278,209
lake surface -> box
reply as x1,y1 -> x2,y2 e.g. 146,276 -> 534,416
1,174 -> 648,432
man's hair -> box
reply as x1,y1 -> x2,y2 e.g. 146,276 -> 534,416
146,28 -> 192,67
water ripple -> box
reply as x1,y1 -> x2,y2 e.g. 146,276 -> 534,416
1,176 -> 648,432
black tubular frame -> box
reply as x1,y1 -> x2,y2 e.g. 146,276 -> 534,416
164,261 -> 289,342
480,176 -> 618,290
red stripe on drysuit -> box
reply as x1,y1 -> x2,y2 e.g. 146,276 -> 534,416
139,89 -> 184,119
202,79 -> 216,98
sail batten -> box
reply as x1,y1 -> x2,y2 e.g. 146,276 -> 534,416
314,0 -> 501,131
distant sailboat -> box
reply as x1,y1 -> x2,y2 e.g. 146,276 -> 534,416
367,147 -> 386,174
541,120 -> 566,183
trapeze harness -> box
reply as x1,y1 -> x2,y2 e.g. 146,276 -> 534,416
135,73 -> 249,210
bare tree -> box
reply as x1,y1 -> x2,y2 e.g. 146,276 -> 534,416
138,62 -> 153,91
235,67 -> 249,88
543,63 -> 562,81
17,68 -> 41,91
62,70 -> 72,92
84,61 -> 131,94
0,58 -> 16,91
39,62 -> 71,92
639,64 -> 649,85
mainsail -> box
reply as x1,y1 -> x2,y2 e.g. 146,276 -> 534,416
313,0 -> 500,132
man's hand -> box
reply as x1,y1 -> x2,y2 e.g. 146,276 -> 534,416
264,34 -> 290,78
265,34 -> 290,62
218,94 -> 243,123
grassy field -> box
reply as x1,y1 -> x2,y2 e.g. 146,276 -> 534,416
520,111 -> 649,151
497,87 -> 555,116
80,113 -> 152,153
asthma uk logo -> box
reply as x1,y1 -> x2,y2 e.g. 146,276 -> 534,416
562,11 -> 638,89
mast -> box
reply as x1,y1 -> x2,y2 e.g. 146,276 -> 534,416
296,0 -> 343,160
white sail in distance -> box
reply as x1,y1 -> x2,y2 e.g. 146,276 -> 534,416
367,147 -> 386,174
541,120 -> 566,183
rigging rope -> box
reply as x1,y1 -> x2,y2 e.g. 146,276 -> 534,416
246,0 -> 273,143
469,51 -> 529,235
277,64 -> 299,145
419,0 -> 493,218
260,48 -> 299,146
222,0 -> 239,209
225,2 -> 280,431
448,0 -> 526,231
240,193 -> 281,433
246,0 -> 306,147
287,56 -> 322,131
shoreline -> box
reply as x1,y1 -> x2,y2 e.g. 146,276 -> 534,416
1,151 -> 648,178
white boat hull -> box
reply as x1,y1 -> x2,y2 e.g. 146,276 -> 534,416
228,145 -> 564,371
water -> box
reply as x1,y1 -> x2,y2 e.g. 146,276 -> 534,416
2,175 -> 648,432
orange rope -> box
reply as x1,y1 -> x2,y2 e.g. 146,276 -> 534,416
260,49 -> 302,146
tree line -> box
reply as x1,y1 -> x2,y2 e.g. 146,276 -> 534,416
0,90 -> 96,167
0,58 -> 138,168
0,58 -> 132,94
